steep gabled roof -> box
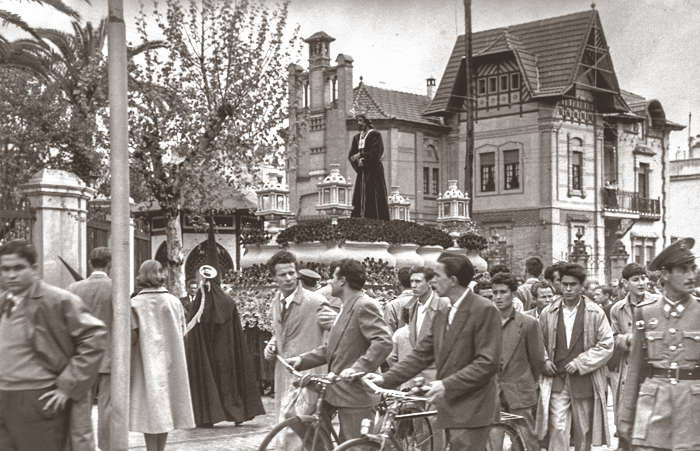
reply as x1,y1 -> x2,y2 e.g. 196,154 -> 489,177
425,10 -> 622,116
353,82 -> 443,126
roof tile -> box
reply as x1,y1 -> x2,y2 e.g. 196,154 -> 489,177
353,83 -> 442,126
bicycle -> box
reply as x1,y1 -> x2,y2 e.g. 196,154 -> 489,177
257,357 -> 343,451
331,378 -> 437,451
334,379 -> 526,451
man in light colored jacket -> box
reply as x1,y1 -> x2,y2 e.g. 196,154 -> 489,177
536,263 -> 613,451
263,251 -> 336,423
609,262 -> 659,451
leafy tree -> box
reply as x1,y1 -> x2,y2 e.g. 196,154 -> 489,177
0,66 -> 73,208
0,0 -> 86,59
129,0 -> 299,294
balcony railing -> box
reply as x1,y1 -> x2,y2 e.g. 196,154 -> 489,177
601,188 -> 660,216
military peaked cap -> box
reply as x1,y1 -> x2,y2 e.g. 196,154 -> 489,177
648,237 -> 695,271
298,268 -> 321,283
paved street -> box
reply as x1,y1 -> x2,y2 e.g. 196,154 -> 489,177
106,392 -> 619,450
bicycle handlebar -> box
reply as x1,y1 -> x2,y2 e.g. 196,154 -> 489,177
276,355 -> 365,385
363,378 -> 429,402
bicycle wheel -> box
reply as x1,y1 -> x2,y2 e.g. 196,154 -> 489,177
331,438 -> 380,451
394,407 -> 435,451
258,416 -> 334,451
485,422 -> 525,451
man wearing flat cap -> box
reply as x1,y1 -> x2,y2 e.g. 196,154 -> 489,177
619,238 -> 699,451
298,268 -> 321,290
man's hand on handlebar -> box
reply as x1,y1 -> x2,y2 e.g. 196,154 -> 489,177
286,357 -> 302,370
339,368 -> 365,381
363,373 -> 384,386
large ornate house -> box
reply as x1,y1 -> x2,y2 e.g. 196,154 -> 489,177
286,9 -> 684,283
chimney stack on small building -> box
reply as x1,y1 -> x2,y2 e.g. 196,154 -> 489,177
427,76 -> 436,99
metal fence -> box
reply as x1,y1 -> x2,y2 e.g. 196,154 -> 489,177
0,205 -> 35,244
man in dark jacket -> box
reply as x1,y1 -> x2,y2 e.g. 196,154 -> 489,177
67,247 -> 113,451
0,240 -> 106,451
366,252 -> 502,450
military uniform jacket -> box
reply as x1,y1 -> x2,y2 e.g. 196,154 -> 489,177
619,294 -> 700,450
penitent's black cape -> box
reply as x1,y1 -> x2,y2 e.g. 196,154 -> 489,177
185,280 -> 265,426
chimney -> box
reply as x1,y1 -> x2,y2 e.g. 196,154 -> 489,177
426,76 -> 436,99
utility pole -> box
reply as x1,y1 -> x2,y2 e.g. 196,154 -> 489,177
464,0 -> 475,216
107,0 -> 131,449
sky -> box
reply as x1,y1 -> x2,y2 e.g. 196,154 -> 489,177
5,0 -> 700,157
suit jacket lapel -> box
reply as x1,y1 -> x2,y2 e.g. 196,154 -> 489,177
433,305 -> 449,369
501,313 -> 522,369
327,293 -> 361,359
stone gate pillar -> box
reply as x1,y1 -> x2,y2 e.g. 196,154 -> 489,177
20,169 -> 95,288
608,230 -> 630,285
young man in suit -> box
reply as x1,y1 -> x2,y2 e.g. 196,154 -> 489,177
387,266 -> 449,384
366,252 -> 502,450
288,258 -> 392,442
179,280 -> 198,317
491,272 -> 545,451
67,247 -> 113,451
524,280 -> 556,320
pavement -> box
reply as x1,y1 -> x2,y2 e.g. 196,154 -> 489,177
101,392 -> 619,450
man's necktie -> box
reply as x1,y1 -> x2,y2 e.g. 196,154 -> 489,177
2,298 -> 16,319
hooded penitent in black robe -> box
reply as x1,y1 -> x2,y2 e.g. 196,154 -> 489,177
185,280 -> 265,426
349,128 -> 390,221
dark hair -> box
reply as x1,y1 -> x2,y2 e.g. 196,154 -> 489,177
333,258 -> 366,290
543,261 -> 567,282
599,285 -> 613,297
530,280 -> 555,297
559,263 -> 587,284
622,262 -> 647,280
356,114 -> 374,129
186,279 -> 197,287
409,265 -> 436,282
397,266 -> 412,289
0,240 -> 37,266
473,279 -> 492,295
437,252 -> 474,287
490,272 -> 519,292
267,250 -> 298,275
89,247 -> 111,269
524,256 -> 543,278
488,263 -> 511,278
136,259 -> 166,288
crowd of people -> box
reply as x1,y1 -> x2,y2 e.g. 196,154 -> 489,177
1,235 -> 697,451
265,239 -> 698,451
0,239 -> 264,451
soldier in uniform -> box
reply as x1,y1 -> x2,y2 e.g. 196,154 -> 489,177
618,238 -> 699,451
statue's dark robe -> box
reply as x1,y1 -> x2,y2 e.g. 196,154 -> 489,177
185,281 -> 265,426
349,128 -> 390,220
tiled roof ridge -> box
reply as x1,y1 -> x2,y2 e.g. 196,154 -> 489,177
355,83 -> 431,98
475,30 -> 508,56
354,82 -> 391,119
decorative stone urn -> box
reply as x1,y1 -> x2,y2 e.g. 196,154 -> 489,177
239,244 -> 281,268
322,241 -> 396,267
389,244 -> 424,268
417,245 -> 445,265
287,242 -> 327,264
466,248 -> 488,273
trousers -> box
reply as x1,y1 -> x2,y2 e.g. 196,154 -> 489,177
0,387 -> 71,451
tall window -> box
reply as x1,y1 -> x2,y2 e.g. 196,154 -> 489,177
481,152 -> 496,192
504,150 -> 520,190
572,151 -> 583,191
432,168 -> 439,195
423,167 -> 430,194
633,237 -> 657,266
638,163 -> 650,198
478,79 -> 486,95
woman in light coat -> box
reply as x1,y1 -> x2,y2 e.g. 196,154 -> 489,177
130,260 -> 194,451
